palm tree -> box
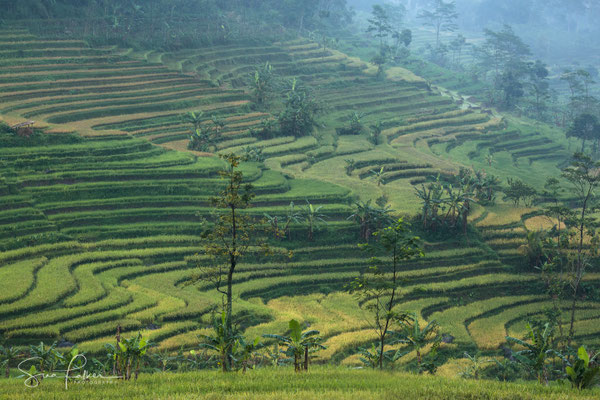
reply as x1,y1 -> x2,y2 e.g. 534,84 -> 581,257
303,200 -> 327,241
263,319 -> 325,372
391,312 -> 441,373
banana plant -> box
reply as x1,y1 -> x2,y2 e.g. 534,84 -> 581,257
109,333 -> 150,380
185,347 -> 214,372
262,343 -> 286,367
283,201 -> 302,240
182,110 -> 205,131
344,159 -> 356,176
303,201 -> 327,241
151,350 -> 178,372
506,322 -> 563,385
390,312 -> 441,373
370,166 -> 385,186
28,342 -> 62,377
414,177 -> 445,231
348,200 -> 393,241
566,346 -> 600,390
263,213 -> 281,238
460,352 -> 494,380
64,348 -> 86,379
357,344 -> 383,369
0,345 -> 22,378
232,336 -> 262,373
369,121 -> 384,145
252,62 -> 274,106
210,115 -> 226,137
263,319 -> 326,372
197,311 -> 241,372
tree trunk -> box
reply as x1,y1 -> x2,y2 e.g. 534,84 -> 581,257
379,335 -> 385,369
134,359 -> 140,381
126,359 -> 131,381
225,202 -> 238,372
568,192 -> 590,351
304,347 -> 309,371
567,280 -> 579,350
114,325 -> 121,376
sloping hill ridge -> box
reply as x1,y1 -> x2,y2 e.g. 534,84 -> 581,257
1,26 -> 598,369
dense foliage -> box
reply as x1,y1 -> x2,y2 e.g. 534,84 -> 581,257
0,0 -> 353,48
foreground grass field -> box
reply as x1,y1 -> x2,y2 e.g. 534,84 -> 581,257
1,368 -> 598,400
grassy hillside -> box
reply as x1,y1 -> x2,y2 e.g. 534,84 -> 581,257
0,22 -> 599,377
1,367 -> 598,400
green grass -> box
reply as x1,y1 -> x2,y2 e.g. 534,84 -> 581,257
0,367 -> 597,399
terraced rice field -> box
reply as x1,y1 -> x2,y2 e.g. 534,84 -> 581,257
1,26 -> 599,369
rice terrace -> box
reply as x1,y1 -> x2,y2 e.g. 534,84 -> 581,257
0,1 -> 599,399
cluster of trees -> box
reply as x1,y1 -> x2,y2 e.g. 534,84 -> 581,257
278,79 -> 324,138
406,2 -> 600,134
0,0 -> 353,49
185,111 -> 226,152
249,75 -> 323,140
365,3 -> 413,77
415,168 -> 500,234
0,332 -> 151,386
264,200 -> 328,242
189,66 -> 327,154
416,0 -> 459,66
561,70 -> 600,154
470,25 -> 553,114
